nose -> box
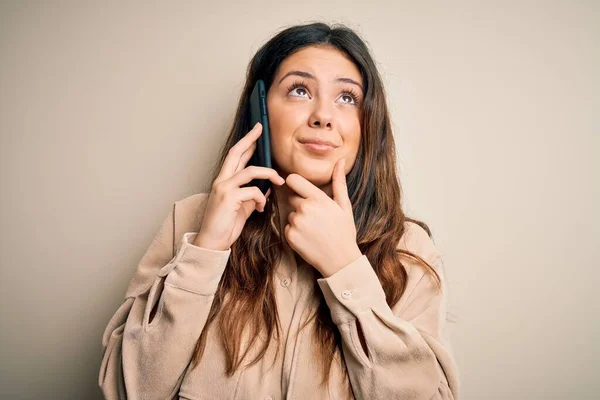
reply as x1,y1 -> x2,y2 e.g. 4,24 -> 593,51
310,119 -> 332,129
309,100 -> 334,129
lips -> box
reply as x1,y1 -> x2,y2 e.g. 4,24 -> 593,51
298,138 -> 338,148
300,141 -> 337,154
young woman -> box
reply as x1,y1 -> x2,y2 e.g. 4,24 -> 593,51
99,22 -> 460,400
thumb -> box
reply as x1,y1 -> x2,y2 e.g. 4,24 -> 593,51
332,158 -> 352,211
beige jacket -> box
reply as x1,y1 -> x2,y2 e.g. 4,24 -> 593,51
99,193 -> 460,399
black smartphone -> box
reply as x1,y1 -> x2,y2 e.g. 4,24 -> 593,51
244,79 -> 273,195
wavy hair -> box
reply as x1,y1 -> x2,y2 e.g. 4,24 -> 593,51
189,22 -> 442,389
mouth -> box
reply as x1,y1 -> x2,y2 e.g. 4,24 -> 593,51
300,141 -> 337,154
298,138 -> 338,154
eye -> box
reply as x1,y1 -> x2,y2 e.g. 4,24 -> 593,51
338,90 -> 360,106
286,80 -> 361,106
287,80 -> 310,98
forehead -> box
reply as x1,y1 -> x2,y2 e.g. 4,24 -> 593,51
275,46 -> 363,85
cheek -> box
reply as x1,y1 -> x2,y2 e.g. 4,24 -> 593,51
268,111 -> 291,150
345,135 -> 361,164
266,102 -> 296,169
267,98 -> 287,134
343,119 -> 362,152
268,102 -> 306,149
271,104 -> 306,131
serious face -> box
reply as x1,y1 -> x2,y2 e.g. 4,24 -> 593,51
266,45 -> 363,189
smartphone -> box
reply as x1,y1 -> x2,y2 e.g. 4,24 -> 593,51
244,79 -> 273,195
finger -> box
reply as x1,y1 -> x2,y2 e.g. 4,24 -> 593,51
228,166 -> 285,188
240,198 -> 257,218
234,186 -> 267,212
283,223 -> 298,248
332,158 -> 352,211
285,173 -> 322,200
288,193 -> 304,211
235,141 -> 257,174
218,122 -> 262,180
287,211 -> 298,225
262,188 -> 272,211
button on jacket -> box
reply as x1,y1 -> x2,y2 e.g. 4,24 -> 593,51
99,193 -> 460,399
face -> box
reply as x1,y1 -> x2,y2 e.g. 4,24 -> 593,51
266,45 -> 363,189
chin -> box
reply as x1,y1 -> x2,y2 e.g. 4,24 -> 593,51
274,152 -> 335,183
288,163 -> 333,187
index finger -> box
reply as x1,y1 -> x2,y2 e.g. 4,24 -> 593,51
285,173 -> 324,200
219,122 -> 262,180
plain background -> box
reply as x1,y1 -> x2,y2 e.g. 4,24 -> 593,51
0,1 -> 598,399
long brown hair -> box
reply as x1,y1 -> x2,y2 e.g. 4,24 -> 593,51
190,22 -> 442,388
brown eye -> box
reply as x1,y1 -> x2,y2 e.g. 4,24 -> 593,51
286,80 -> 310,98
341,95 -> 354,104
338,92 -> 359,105
290,87 -> 308,97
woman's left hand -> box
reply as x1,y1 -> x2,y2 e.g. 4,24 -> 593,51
284,158 -> 363,278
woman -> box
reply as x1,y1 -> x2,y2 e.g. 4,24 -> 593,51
99,22 -> 460,400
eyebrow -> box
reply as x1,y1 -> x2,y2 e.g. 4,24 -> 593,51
277,70 -> 364,93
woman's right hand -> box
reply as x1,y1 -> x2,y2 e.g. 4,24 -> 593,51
193,122 -> 285,251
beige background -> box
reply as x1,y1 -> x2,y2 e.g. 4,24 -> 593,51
1,1 -> 598,399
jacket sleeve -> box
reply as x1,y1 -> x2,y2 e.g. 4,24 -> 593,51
98,205 -> 231,399
317,251 -> 460,400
